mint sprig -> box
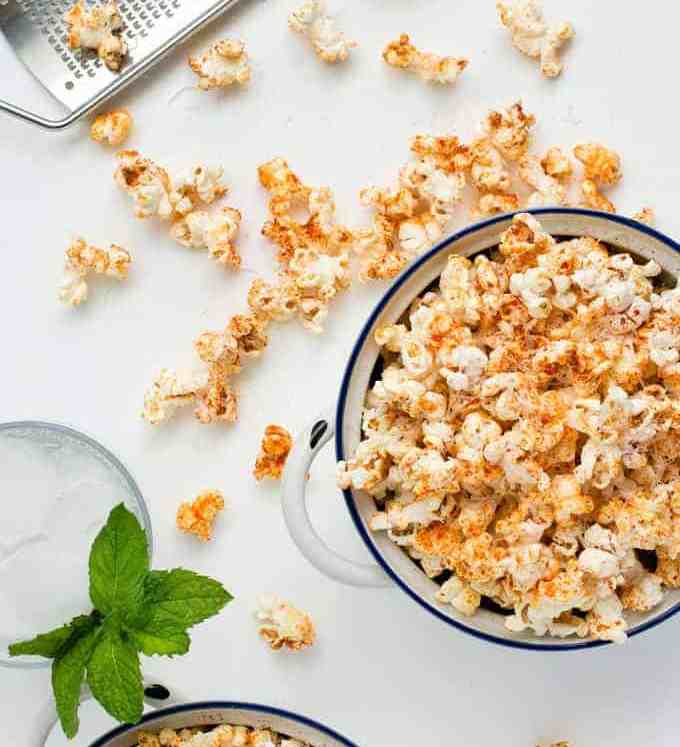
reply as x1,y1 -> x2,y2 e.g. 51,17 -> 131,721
9,504 -> 232,739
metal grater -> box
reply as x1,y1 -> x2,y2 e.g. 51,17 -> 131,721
0,0 -> 243,130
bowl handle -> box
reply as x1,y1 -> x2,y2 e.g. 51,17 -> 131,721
282,408 -> 391,588
27,676 -> 189,746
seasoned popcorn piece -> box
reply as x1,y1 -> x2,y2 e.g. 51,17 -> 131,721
484,101 -> 536,162
189,39 -> 251,90
176,490 -> 225,542
581,179 -> 615,213
169,165 -> 227,214
519,154 -> 566,207
137,724 -> 311,747
633,207 -> 654,226
382,33 -> 468,84
496,0 -> 574,78
59,238 -> 131,306
288,1 -> 357,64
142,368 -> 209,425
573,143 -> 622,185
435,576 -> 481,616
171,207 -> 242,269
541,147 -> 573,181
469,136 -> 519,217
258,158 -> 354,332
90,108 -> 133,146
65,0 -> 128,72
115,150 -> 174,220
255,594 -> 315,651
254,424 -> 293,481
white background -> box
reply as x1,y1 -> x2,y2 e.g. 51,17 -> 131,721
1,1 -> 680,745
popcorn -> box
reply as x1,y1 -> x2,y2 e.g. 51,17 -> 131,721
136,724 -> 311,747
541,147 -> 573,181
288,1 -> 357,64
189,40 -> 251,90
484,102 -> 536,162
519,155 -> 567,207
259,158 -> 354,332
115,150 -> 174,220
573,143 -> 622,185
633,207 -> 655,226
343,215 -> 679,643
59,238 -> 131,306
496,0 -> 574,78
254,425 -> 293,481
382,34 -> 468,84
171,207 -> 242,269
255,594 -> 315,651
65,0 -> 128,71
142,368 -> 210,425
176,490 -> 225,542
90,109 -> 132,146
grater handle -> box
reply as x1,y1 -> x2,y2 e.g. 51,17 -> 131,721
0,98 -> 80,130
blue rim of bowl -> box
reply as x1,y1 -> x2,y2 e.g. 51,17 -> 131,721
335,207 -> 680,652
88,701 -> 359,747
0,419 -> 152,669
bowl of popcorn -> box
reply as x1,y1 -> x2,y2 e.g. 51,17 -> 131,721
88,702 -> 357,747
282,208 -> 680,650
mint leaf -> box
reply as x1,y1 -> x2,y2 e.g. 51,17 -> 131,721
52,621 -> 100,739
141,569 -> 233,630
128,626 -> 190,657
87,623 -> 143,726
89,503 -> 149,622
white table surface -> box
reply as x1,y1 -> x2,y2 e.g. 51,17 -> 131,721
1,1 -> 680,745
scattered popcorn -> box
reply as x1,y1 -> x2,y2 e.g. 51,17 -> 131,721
519,154 -> 566,207
90,108 -> 133,146
341,214 -> 680,643
58,238 -> 131,306
259,158 -> 354,332
573,143 -> 622,185
171,207 -> 242,269
142,368 -> 209,425
288,1 -> 357,64
254,425 -> 293,481
541,147 -> 573,181
382,33 -> 468,84
189,39 -> 251,90
135,724 -> 311,747
485,102 -> 536,162
633,207 -> 655,226
496,0 -> 574,78
65,0 -> 128,72
176,490 -> 225,542
581,179 -> 615,213
255,594 -> 315,651
115,150 -> 174,220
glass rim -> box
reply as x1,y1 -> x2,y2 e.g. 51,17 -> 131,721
0,419 -> 153,669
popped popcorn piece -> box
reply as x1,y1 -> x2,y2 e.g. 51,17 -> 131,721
65,0 -> 128,72
633,207 -> 655,226
136,724 -> 311,747
343,215 -> 679,643
382,34 -> 468,84
484,101 -> 536,162
255,594 -> 315,651
573,143 -> 622,185
254,425 -> 293,481
496,0 -> 574,78
115,150 -> 174,220
170,165 -> 227,212
142,368 -> 209,425
519,154 -> 566,207
259,158 -> 354,332
541,147 -> 573,181
171,207 -> 242,269
189,40 -> 251,90
288,1 -> 357,64
176,490 -> 225,542
58,238 -> 131,306
90,108 -> 133,146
